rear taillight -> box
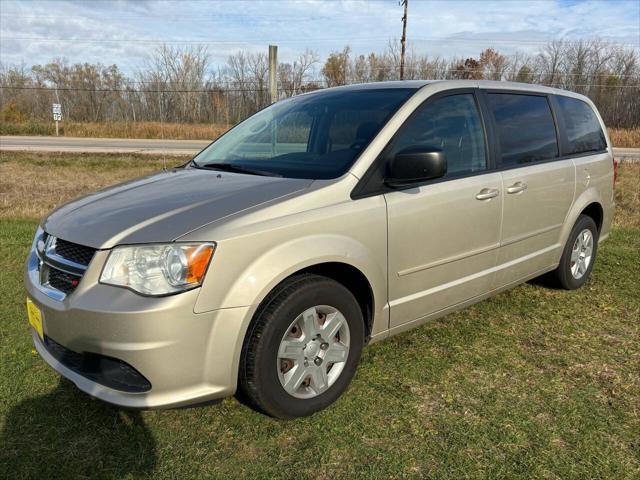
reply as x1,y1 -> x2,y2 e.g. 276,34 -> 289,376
613,157 -> 618,187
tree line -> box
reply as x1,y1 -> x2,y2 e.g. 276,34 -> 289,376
1,39 -> 638,128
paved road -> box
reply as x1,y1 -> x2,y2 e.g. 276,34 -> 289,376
614,147 -> 640,162
0,136 -> 210,155
1,135 -> 639,161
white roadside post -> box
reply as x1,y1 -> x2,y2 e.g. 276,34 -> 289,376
52,103 -> 62,136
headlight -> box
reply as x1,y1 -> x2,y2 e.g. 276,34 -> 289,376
100,243 -> 215,296
31,226 -> 45,253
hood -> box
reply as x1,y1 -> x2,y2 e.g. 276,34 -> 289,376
42,167 -> 312,249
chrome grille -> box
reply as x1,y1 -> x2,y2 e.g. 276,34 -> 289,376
52,238 -> 96,267
31,231 -> 97,299
47,268 -> 82,295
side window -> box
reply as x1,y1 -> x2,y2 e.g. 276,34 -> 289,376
487,93 -> 558,166
556,96 -> 607,155
389,94 -> 487,176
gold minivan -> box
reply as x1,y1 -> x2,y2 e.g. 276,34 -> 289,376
25,80 -> 615,418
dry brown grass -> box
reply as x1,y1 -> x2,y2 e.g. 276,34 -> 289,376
2,122 -> 639,147
1,121 -> 230,140
0,152 -> 188,219
1,151 -> 639,225
608,128 -> 640,148
61,122 -> 230,140
615,162 -> 640,228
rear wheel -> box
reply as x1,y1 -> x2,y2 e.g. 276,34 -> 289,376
553,214 -> 599,290
239,274 -> 364,419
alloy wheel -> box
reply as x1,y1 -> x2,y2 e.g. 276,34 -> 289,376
570,228 -> 594,279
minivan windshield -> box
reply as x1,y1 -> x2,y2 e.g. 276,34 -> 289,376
192,88 -> 415,179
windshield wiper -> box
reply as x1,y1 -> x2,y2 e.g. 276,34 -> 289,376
194,162 -> 281,177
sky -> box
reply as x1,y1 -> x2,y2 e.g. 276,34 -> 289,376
1,0 -> 639,75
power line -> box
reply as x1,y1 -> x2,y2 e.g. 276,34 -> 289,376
1,64 -> 638,83
19,70 -> 626,84
0,12 -> 350,21
0,85 -> 279,93
1,83 -> 638,94
360,67 -> 640,77
2,35 -> 638,48
0,13 -> 322,19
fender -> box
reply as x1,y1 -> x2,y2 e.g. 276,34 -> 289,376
195,233 -> 388,388
195,233 -> 387,396
194,233 -> 387,327
557,185 -> 605,259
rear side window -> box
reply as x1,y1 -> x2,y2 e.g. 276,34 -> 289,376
487,93 -> 558,166
556,96 -> 607,155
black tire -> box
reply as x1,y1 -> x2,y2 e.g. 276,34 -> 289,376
553,214 -> 599,290
238,274 -> 364,419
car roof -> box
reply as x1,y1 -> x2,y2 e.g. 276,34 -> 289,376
310,79 -> 589,102
322,80 -> 438,91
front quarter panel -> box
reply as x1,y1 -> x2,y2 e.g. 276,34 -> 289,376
187,188 -> 389,337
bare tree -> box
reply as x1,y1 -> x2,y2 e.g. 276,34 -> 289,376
279,49 -> 319,96
1,40 -> 638,129
137,44 -> 210,123
536,40 -> 565,85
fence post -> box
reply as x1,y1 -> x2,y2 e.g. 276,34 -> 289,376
269,45 -> 278,104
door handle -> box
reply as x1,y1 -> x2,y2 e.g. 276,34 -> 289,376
506,181 -> 528,194
475,188 -> 500,200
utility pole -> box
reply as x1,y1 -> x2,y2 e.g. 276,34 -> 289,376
269,44 -> 278,104
399,0 -> 408,80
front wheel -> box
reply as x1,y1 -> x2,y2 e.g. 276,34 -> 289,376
553,214 -> 599,290
239,274 -> 364,419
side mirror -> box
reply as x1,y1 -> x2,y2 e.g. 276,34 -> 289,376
385,147 -> 447,187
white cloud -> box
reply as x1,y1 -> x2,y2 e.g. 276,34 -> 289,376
1,0 -> 638,73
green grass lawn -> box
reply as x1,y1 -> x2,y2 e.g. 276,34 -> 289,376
1,158 -> 639,479
0,220 -> 640,479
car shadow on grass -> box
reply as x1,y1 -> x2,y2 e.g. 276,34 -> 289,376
1,378 -> 157,479
526,271 -> 563,290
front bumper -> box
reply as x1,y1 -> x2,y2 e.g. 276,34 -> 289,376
25,248 -> 251,409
